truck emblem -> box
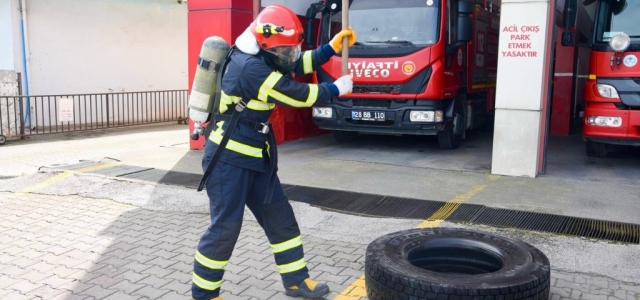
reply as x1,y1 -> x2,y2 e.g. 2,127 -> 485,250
457,49 -> 464,67
402,61 -> 416,75
623,55 -> 638,68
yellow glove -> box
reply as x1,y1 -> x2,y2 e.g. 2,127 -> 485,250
330,27 -> 357,53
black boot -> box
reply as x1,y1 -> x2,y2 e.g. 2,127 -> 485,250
285,278 -> 330,299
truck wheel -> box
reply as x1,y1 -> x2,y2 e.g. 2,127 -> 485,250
332,130 -> 358,143
365,228 -> 551,300
437,101 -> 464,149
586,140 -> 608,157
0,135 -> 6,146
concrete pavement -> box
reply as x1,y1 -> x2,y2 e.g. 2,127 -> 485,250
1,123 -> 640,299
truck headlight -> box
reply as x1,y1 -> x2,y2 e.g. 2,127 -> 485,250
312,107 -> 333,118
596,84 -> 619,99
587,116 -> 622,127
410,110 -> 443,122
609,33 -> 631,53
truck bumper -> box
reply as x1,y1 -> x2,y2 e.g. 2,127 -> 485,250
312,99 -> 450,136
583,102 -> 640,146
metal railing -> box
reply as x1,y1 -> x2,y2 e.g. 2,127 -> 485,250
0,90 -> 188,141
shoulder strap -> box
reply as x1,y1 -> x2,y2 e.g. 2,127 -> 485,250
198,99 -> 247,192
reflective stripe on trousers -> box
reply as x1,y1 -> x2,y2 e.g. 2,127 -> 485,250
192,140 -> 309,300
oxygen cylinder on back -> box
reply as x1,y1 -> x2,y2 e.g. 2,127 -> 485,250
188,36 -> 230,140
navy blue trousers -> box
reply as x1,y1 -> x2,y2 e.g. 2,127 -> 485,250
191,140 -> 309,300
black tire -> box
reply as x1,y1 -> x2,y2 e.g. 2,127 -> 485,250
585,140 -> 608,157
438,99 -> 464,149
365,228 -> 551,300
332,130 -> 358,143
0,135 -> 5,145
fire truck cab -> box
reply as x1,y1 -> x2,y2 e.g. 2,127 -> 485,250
305,0 -> 501,149
577,0 -> 640,157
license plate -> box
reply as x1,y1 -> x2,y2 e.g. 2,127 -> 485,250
351,110 -> 385,121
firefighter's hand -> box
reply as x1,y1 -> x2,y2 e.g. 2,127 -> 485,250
330,27 -> 357,53
333,74 -> 353,96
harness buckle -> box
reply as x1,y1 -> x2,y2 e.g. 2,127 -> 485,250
257,122 -> 270,134
236,100 -> 247,112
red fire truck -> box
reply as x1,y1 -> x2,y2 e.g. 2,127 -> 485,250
305,0 -> 500,149
569,0 -> 640,157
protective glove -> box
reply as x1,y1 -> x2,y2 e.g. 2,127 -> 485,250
333,74 -> 353,96
330,27 -> 357,53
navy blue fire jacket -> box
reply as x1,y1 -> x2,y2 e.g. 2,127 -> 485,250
209,44 -> 339,172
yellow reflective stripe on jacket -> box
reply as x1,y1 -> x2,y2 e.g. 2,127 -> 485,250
209,127 -> 263,158
268,84 -> 319,108
220,91 -> 241,113
222,91 -> 273,112
258,73 -> 282,102
302,51 -> 313,74
195,250 -> 228,270
306,85 -> 318,106
247,100 -> 275,111
271,236 -> 303,254
277,258 -> 307,274
192,273 -> 222,291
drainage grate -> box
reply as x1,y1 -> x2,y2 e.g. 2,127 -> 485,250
280,185 -> 639,244
59,164 -> 640,244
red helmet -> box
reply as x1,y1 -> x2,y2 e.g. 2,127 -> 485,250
250,5 -> 304,71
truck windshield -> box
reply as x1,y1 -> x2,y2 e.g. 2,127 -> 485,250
594,0 -> 640,43
330,0 -> 440,47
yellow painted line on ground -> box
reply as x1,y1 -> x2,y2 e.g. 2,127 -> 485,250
16,162 -> 119,194
334,178 -> 497,300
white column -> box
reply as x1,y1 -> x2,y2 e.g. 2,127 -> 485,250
491,0 -> 556,178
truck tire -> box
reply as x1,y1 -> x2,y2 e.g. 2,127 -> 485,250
437,99 -> 464,149
365,228 -> 551,300
585,140 -> 608,157
332,130 -> 358,143
0,135 -> 5,145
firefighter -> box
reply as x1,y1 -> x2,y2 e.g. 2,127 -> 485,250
191,4 -> 357,300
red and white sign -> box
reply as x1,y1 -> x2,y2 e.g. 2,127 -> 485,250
495,2 -> 549,111
58,98 -> 74,123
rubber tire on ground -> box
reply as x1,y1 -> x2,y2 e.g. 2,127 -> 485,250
365,228 -> 551,300
585,140 -> 608,157
332,130 -> 358,143
0,135 -> 6,145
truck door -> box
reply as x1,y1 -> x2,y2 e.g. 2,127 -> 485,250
445,0 -> 465,89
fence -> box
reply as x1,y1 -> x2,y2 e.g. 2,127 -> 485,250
0,90 -> 188,142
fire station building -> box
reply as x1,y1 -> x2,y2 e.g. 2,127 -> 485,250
2,0 -> 638,178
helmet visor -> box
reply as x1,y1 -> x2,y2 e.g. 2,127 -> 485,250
266,44 -> 302,66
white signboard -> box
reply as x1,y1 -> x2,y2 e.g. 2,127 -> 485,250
495,2 -> 549,111
58,98 -> 74,123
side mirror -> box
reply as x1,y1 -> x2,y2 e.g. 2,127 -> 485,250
561,0 -> 577,46
305,2 -> 323,48
458,0 -> 475,15
611,0 -> 627,15
324,0 -> 353,14
458,15 -> 473,43
563,0 -> 577,29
